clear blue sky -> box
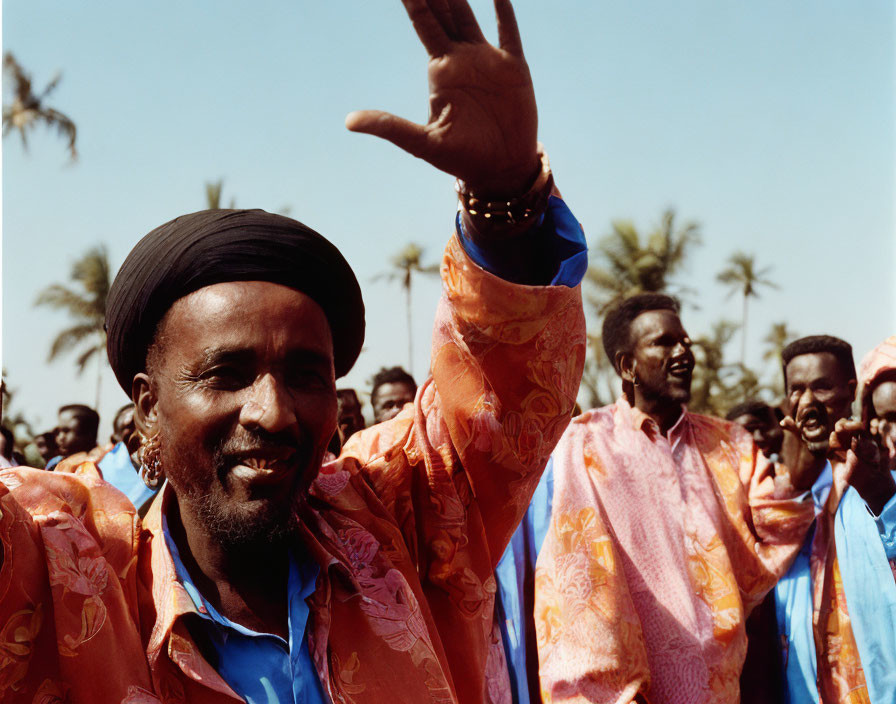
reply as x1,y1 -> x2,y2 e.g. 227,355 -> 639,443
3,0 -> 894,438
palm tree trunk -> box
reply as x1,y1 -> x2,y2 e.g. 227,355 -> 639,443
406,281 -> 413,376
741,294 -> 748,367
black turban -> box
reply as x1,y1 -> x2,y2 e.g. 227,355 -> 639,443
105,209 -> 365,393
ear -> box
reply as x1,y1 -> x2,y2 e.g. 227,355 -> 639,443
617,350 -> 636,384
132,373 -> 159,439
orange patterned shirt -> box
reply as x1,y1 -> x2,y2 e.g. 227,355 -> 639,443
0,232 -> 585,704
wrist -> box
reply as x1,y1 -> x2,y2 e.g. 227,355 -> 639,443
457,147 -> 553,241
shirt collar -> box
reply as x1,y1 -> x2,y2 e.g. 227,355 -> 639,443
616,395 -> 688,438
158,486 -> 320,641
810,460 -> 834,514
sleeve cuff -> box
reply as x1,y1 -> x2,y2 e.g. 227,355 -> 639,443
456,195 -> 587,288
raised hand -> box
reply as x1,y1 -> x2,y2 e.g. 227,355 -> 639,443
346,0 -> 540,198
829,417 -> 896,514
779,414 -> 827,492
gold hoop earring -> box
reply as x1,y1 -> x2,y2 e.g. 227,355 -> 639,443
139,433 -> 163,489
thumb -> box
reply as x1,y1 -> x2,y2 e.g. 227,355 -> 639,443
345,110 -> 429,160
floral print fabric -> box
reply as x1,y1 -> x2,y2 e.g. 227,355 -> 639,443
0,229 -> 585,704
534,399 -> 814,704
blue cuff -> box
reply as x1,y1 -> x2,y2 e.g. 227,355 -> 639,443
456,195 -> 587,287
875,489 -> 896,560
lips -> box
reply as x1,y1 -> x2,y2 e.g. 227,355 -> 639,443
797,409 -> 828,438
668,360 -> 693,380
229,451 -> 298,486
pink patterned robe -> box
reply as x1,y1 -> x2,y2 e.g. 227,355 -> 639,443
535,398 -> 814,704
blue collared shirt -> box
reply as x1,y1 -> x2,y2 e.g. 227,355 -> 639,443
162,514 -> 329,704
98,441 -> 159,512
775,463 -> 896,704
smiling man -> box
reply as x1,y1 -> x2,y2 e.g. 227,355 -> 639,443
495,293 -> 814,704
0,1 -> 587,702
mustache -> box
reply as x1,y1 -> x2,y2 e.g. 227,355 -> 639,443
796,405 -> 828,426
215,429 -> 302,459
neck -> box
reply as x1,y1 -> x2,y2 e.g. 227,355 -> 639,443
631,392 -> 683,435
168,498 -> 290,639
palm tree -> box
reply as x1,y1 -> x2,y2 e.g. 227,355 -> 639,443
375,243 -> 439,375
205,179 -> 236,209
35,245 -> 111,408
585,208 -> 701,313
2,52 -> 77,161
763,321 -> 797,365
763,321 -> 798,396
716,252 -> 778,366
689,320 -> 738,415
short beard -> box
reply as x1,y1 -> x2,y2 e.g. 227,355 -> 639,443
193,490 -> 301,554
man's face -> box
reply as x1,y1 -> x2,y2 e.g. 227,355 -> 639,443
113,407 -> 137,449
871,379 -> 896,466
785,352 -> 855,455
140,281 -> 337,550
337,393 -> 365,441
56,410 -> 94,457
731,410 -> 784,459
34,435 -> 57,462
372,381 -> 415,424
622,309 -> 695,407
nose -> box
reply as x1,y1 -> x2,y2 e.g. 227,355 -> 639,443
672,339 -> 692,360
239,373 -> 298,435
792,387 -> 818,417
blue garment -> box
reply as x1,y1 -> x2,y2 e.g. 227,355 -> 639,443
457,195 -> 588,288
162,514 -> 328,704
775,464 -> 896,704
98,441 -> 158,511
495,460 -> 555,704
45,455 -> 62,471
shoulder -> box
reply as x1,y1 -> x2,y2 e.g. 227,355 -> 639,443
686,412 -> 755,461
687,412 -> 748,441
570,404 -> 614,429
0,466 -> 140,571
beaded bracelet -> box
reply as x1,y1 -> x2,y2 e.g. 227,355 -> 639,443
455,149 -> 553,231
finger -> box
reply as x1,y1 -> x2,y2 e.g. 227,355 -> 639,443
780,416 -> 799,434
494,0 -> 524,56
427,0 -> 459,38
345,110 -> 429,159
840,418 -> 864,433
444,0 -> 486,43
400,0 -> 452,56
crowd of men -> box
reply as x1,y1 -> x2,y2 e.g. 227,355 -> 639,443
1,0 -> 893,702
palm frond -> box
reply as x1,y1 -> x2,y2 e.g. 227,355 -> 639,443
48,323 -> 102,362
35,284 -> 99,318
75,344 -> 101,375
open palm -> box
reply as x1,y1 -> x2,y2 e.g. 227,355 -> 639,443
346,0 -> 539,197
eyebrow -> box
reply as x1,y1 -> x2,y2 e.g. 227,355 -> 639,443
196,347 -> 333,369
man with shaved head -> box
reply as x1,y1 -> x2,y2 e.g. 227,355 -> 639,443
0,1 -> 586,702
